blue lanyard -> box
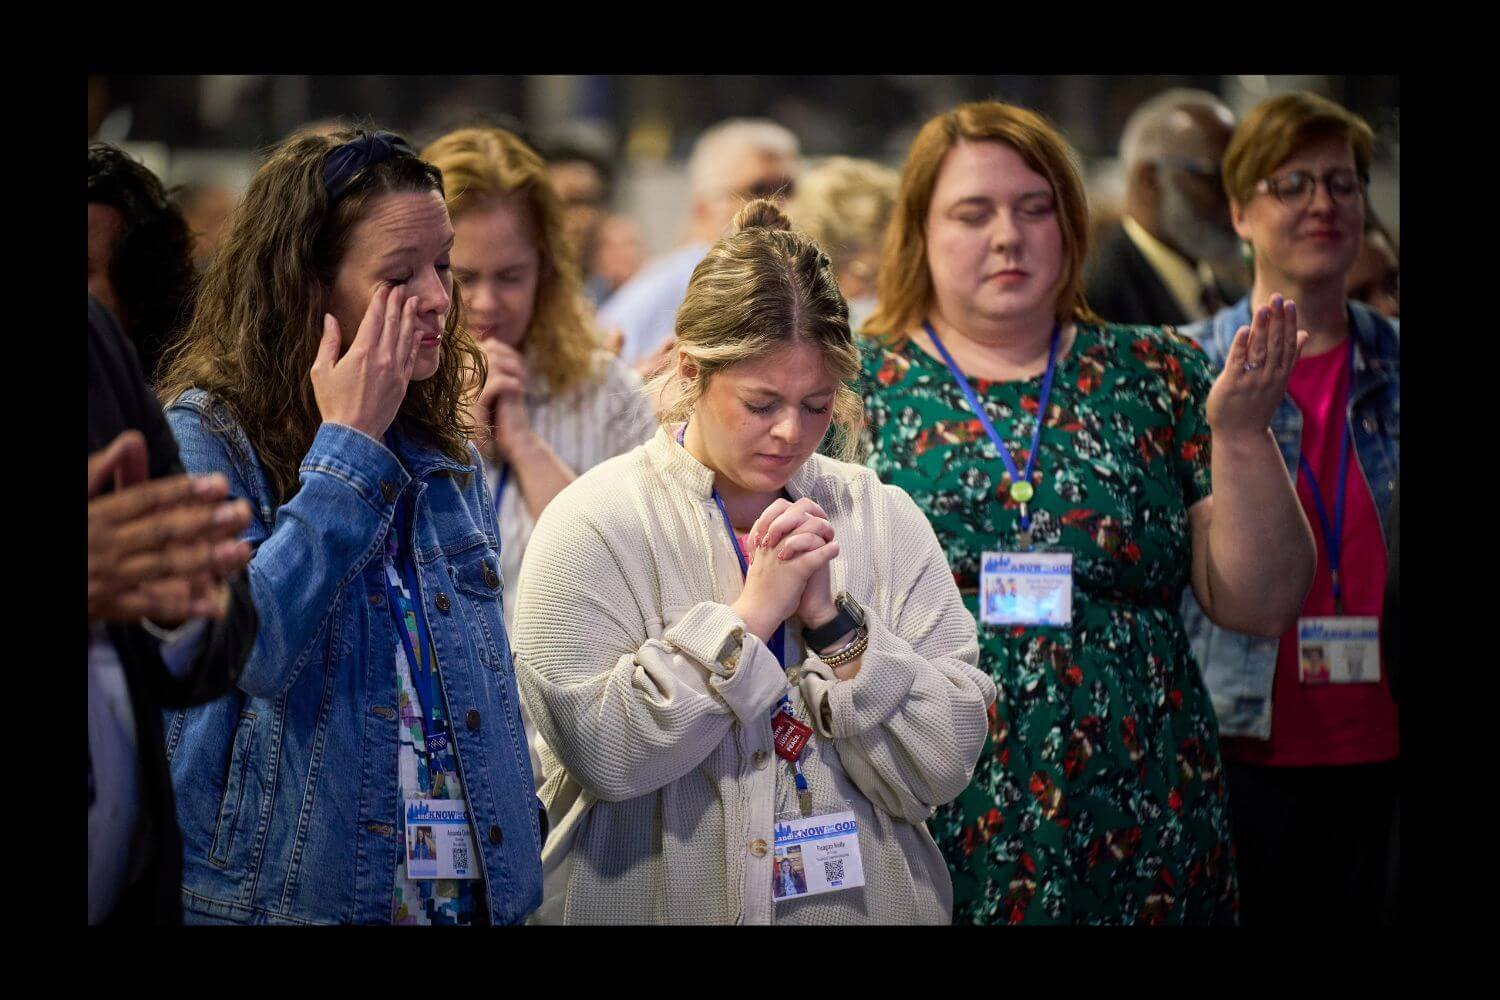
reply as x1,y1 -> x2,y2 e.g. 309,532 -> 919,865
1296,336 -> 1357,615
382,432 -> 446,751
677,424 -> 809,794
922,320 -> 1062,536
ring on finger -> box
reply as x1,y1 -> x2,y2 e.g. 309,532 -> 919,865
1242,361 -> 1263,372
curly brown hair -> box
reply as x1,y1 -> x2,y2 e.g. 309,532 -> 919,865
156,126 -> 485,505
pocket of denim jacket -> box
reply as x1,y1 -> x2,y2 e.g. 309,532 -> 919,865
209,711 -> 257,868
449,548 -> 507,671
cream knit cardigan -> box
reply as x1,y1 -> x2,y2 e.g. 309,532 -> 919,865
512,426 -> 996,924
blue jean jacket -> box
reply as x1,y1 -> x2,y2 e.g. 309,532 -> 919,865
1178,299 -> 1399,739
162,389 -> 543,924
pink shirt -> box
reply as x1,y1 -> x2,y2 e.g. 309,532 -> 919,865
1223,338 -> 1400,767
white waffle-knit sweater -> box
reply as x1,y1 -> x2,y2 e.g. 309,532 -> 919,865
512,425 -> 995,924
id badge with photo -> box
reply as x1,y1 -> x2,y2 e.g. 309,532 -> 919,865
404,798 -> 480,880
980,550 -> 1073,627
771,808 -> 865,902
1297,616 -> 1380,685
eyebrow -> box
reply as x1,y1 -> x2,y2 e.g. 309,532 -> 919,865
380,234 -> 455,261
742,385 -> 838,400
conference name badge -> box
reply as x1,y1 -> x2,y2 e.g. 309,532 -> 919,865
1297,616 -> 1380,685
980,550 -> 1073,627
404,798 -> 481,880
771,809 -> 865,903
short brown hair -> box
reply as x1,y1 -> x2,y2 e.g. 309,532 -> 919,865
421,127 -> 599,396
1222,92 -> 1375,207
865,101 -> 1096,346
643,199 -> 864,460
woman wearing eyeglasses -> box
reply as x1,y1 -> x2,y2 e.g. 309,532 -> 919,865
1180,92 -> 1400,927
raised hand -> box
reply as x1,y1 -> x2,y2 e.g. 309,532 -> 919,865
483,339 -> 534,461
311,284 -> 421,439
88,431 -> 253,623
1206,294 -> 1310,443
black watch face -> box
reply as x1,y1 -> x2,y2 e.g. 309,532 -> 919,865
839,595 -> 865,627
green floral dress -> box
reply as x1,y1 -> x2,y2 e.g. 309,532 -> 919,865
858,322 -> 1236,925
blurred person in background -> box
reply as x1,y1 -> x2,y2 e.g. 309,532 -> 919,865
156,126 -> 544,925
589,213 -> 648,312
859,100 -> 1316,924
789,156 -> 899,332
544,142 -> 613,305
88,143 -> 198,384
176,180 -> 237,271
88,295 -> 257,924
1085,89 -> 1244,327
1346,211 -> 1399,319
597,118 -> 800,372
420,126 -> 657,780
1180,92 -> 1400,928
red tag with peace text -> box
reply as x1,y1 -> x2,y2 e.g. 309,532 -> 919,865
772,709 -> 813,763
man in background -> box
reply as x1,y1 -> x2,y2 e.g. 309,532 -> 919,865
597,118 -> 799,370
1085,89 -> 1245,327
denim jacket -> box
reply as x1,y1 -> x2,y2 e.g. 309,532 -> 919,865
1178,299 -> 1400,739
162,389 -> 543,924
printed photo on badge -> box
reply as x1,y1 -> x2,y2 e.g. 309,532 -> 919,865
772,846 -> 809,900
1300,644 -> 1330,684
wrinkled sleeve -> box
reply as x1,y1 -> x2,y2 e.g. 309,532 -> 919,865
798,487 -> 995,824
167,410 -> 405,699
513,506 -> 786,803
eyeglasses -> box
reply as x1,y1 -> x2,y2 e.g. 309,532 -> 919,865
738,176 -> 796,201
1155,156 -> 1222,185
1255,169 -> 1368,209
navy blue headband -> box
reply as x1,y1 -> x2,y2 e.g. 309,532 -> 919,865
322,131 -> 417,202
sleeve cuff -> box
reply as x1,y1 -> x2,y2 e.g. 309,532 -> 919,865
664,601 -> 788,725
814,608 -> 917,740
301,422 -> 410,514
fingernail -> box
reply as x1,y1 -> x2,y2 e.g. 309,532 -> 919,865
213,502 -> 242,525
323,313 -> 333,332
1285,299 -> 1296,311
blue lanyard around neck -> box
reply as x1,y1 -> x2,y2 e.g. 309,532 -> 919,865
922,320 -> 1062,534
677,420 -> 789,666
1296,335 -> 1357,614
383,432 -> 445,747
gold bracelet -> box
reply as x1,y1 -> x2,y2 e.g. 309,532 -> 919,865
819,629 -> 868,668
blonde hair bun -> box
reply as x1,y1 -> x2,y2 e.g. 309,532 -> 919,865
732,198 -> 792,233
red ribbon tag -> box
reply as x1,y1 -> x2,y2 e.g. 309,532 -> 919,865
772,709 -> 813,763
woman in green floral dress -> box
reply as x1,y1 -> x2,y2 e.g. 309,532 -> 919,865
856,101 -> 1317,924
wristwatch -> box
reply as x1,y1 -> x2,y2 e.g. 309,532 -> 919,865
803,593 -> 866,652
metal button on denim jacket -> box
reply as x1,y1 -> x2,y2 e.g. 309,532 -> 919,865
161,389 -> 543,924
1177,300 -> 1399,740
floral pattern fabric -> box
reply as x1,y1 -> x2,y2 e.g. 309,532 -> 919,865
858,322 -> 1236,925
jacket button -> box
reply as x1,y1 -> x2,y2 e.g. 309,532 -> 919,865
752,750 -> 769,769
489,824 -> 504,845
483,564 -> 500,589
381,481 -> 397,503
466,709 -> 481,731
749,838 -> 769,858
435,592 -> 451,613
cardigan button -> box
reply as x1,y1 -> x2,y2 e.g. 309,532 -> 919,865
435,592 -> 451,613
489,825 -> 504,845
752,750 -> 769,769
749,838 -> 769,858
